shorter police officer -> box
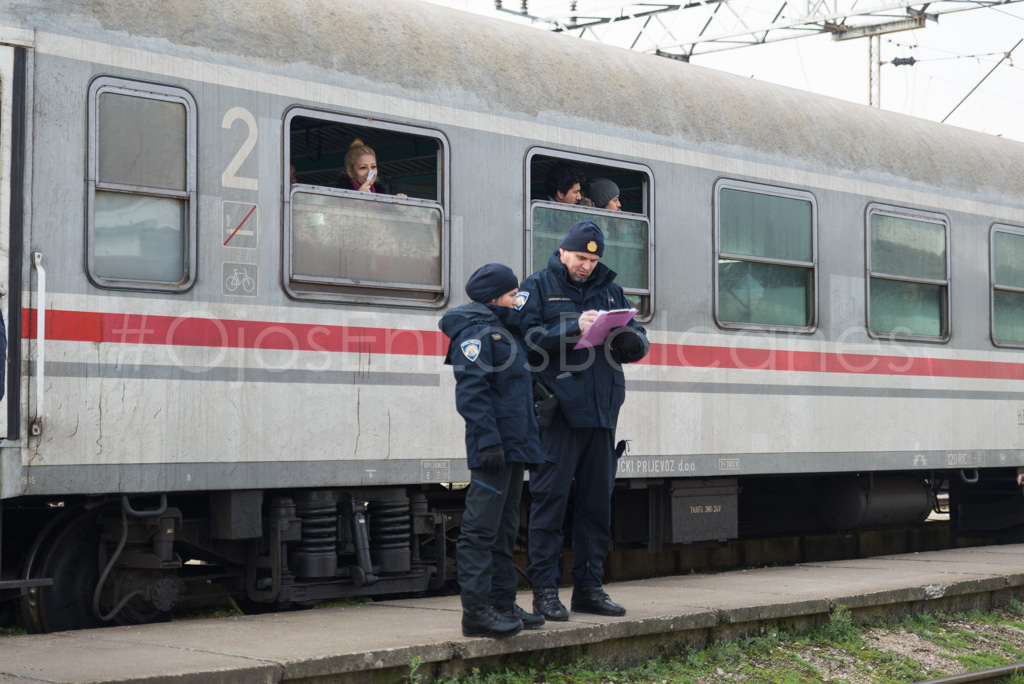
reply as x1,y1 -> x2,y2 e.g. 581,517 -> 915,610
517,221 -> 649,621
440,263 -> 546,639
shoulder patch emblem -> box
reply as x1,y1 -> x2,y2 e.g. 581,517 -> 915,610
513,291 -> 530,310
460,339 -> 482,362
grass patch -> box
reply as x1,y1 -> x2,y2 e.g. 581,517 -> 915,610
812,605 -> 860,645
432,603 -> 1024,684
954,652 -> 1008,670
852,645 -> 932,683
172,604 -> 244,621
313,597 -> 374,609
0,608 -> 26,637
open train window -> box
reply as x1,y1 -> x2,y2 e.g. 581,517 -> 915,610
990,224 -> 1024,348
866,204 -> 950,342
526,149 -> 653,318
714,180 -> 817,332
284,109 -> 449,306
86,78 -> 197,291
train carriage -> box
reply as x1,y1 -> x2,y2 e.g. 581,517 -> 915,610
1,0 -> 1024,632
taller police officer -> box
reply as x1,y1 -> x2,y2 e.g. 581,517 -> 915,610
440,263 -> 546,639
517,221 -> 650,621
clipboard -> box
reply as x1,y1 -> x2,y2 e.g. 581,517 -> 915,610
573,308 -> 637,349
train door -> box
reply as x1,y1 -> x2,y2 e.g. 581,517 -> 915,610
0,44 -> 17,441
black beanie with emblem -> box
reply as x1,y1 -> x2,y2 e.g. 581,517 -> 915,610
559,220 -> 605,257
465,263 -> 519,303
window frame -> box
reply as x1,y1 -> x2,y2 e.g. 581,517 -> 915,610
713,178 -> 818,334
524,147 -> 655,321
990,222 -> 1024,349
86,77 -> 197,292
865,202 -> 951,343
283,107 -> 450,308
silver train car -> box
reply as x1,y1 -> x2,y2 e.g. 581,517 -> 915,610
1,0 -> 1023,632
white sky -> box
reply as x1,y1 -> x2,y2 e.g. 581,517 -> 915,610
419,1 -> 1024,142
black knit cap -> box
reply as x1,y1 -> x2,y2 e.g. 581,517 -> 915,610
559,220 -> 605,257
465,263 -> 519,303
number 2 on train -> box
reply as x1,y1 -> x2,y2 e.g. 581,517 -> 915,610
221,106 -> 258,191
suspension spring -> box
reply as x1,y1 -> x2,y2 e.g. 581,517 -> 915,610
292,491 -> 338,579
367,497 -> 411,573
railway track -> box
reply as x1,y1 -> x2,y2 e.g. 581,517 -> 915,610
920,664 -> 1024,683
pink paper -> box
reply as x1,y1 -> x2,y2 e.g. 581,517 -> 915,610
573,308 -> 637,349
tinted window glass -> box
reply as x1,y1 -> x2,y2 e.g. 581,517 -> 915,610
994,290 -> 1024,344
994,231 -> 1024,289
870,214 -> 946,280
292,192 -> 442,291
866,207 -> 948,340
532,206 -> 649,292
869,279 -> 945,337
992,228 -> 1024,346
720,189 -> 812,262
89,79 -> 195,292
93,191 -> 185,282
715,182 -> 816,330
98,93 -> 186,191
718,260 -> 811,327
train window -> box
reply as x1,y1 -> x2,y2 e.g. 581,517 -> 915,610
991,224 -> 1024,347
866,204 -> 950,342
284,109 -> 448,305
526,150 -> 653,317
714,180 -> 817,331
86,78 -> 197,291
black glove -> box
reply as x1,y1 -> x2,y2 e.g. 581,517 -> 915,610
479,445 -> 505,475
609,327 -> 642,356
533,379 -> 559,430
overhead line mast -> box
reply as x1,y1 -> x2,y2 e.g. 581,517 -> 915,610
493,1 -> 1024,108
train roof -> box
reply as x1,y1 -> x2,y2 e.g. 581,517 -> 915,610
5,0 -> 1024,202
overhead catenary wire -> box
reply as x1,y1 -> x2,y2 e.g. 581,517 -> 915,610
941,37 -> 1023,123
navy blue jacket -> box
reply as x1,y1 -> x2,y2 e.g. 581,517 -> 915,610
439,302 -> 544,470
517,252 -> 649,429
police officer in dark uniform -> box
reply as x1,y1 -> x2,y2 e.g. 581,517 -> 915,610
516,221 -> 649,621
439,263 -> 546,639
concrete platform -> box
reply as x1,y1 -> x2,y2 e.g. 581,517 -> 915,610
3,543 -> 1024,684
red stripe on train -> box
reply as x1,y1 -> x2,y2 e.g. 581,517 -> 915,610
639,343 -> 1024,380
21,308 -> 1024,380
22,308 -> 448,356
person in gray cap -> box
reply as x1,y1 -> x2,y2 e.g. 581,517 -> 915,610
515,221 -> 649,622
587,178 -> 621,211
439,263 -> 546,638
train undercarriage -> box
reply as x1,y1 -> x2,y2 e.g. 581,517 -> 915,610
2,468 -> 1023,633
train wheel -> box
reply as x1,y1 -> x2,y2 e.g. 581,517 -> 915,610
20,506 -> 106,633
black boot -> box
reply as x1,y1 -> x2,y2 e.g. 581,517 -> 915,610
532,587 -> 569,622
570,586 -> 626,616
462,604 -> 523,638
499,603 -> 545,630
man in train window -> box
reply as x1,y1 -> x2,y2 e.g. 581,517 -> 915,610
517,221 -> 649,621
542,163 -> 586,204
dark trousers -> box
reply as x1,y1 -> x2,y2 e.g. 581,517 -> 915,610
527,413 -> 616,589
457,461 -> 525,608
